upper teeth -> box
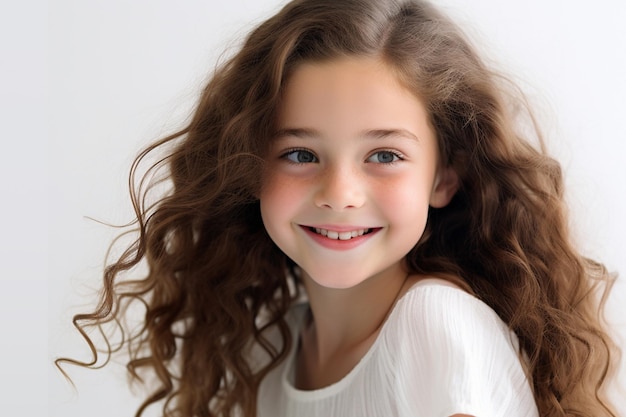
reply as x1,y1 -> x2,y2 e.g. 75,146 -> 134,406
315,228 -> 369,240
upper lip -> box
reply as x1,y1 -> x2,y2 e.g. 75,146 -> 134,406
300,224 -> 377,232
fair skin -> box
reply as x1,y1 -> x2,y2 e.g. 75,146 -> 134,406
260,57 -> 467,416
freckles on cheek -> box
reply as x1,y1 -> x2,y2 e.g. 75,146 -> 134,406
260,173 -> 300,215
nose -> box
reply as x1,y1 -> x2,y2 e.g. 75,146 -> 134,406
313,165 -> 366,210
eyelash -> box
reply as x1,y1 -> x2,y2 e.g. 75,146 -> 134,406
366,149 -> 404,164
279,148 -> 405,165
280,148 -> 319,164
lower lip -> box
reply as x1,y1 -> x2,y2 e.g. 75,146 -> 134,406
300,226 -> 381,251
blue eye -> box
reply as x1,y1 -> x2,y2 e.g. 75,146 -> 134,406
283,149 -> 318,163
367,151 -> 401,163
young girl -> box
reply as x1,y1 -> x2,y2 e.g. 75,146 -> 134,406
57,0 -> 620,416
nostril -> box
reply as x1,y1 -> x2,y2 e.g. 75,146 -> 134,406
313,181 -> 365,210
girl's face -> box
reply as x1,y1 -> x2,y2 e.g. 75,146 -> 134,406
260,57 -> 458,289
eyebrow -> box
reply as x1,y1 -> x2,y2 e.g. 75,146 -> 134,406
273,128 -> 420,142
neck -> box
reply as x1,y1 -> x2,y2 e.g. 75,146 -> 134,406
300,264 -> 410,365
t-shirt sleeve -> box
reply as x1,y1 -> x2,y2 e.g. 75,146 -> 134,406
387,283 -> 538,417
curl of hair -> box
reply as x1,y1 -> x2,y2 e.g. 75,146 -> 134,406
57,0 -> 619,416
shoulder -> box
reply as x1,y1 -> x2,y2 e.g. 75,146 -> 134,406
383,278 -> 538,416
393,277 -> 510,339
389,277 -> 519,364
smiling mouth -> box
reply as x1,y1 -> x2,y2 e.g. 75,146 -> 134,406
307,227 -> 375,241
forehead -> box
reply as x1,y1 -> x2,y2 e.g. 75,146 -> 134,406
276,57 -> 432,138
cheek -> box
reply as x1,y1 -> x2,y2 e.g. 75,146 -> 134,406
260,174 -> 282,223
260,173 -> 301,229
376,173 -> 433,228
377,171 -> 434,206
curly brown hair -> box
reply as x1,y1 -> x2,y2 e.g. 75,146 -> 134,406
57,0 -> 619,416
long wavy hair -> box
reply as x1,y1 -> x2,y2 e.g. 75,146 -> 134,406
57,0 -> 619,416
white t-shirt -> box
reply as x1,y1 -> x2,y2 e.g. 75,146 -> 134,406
256,279 -> 539,417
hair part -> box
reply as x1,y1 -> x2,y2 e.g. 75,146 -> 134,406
57,1 -> 619,416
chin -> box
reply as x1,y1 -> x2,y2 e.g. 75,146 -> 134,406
300,267 -> 370,290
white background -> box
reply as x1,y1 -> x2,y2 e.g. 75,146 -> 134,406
34,0 -> 626,415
